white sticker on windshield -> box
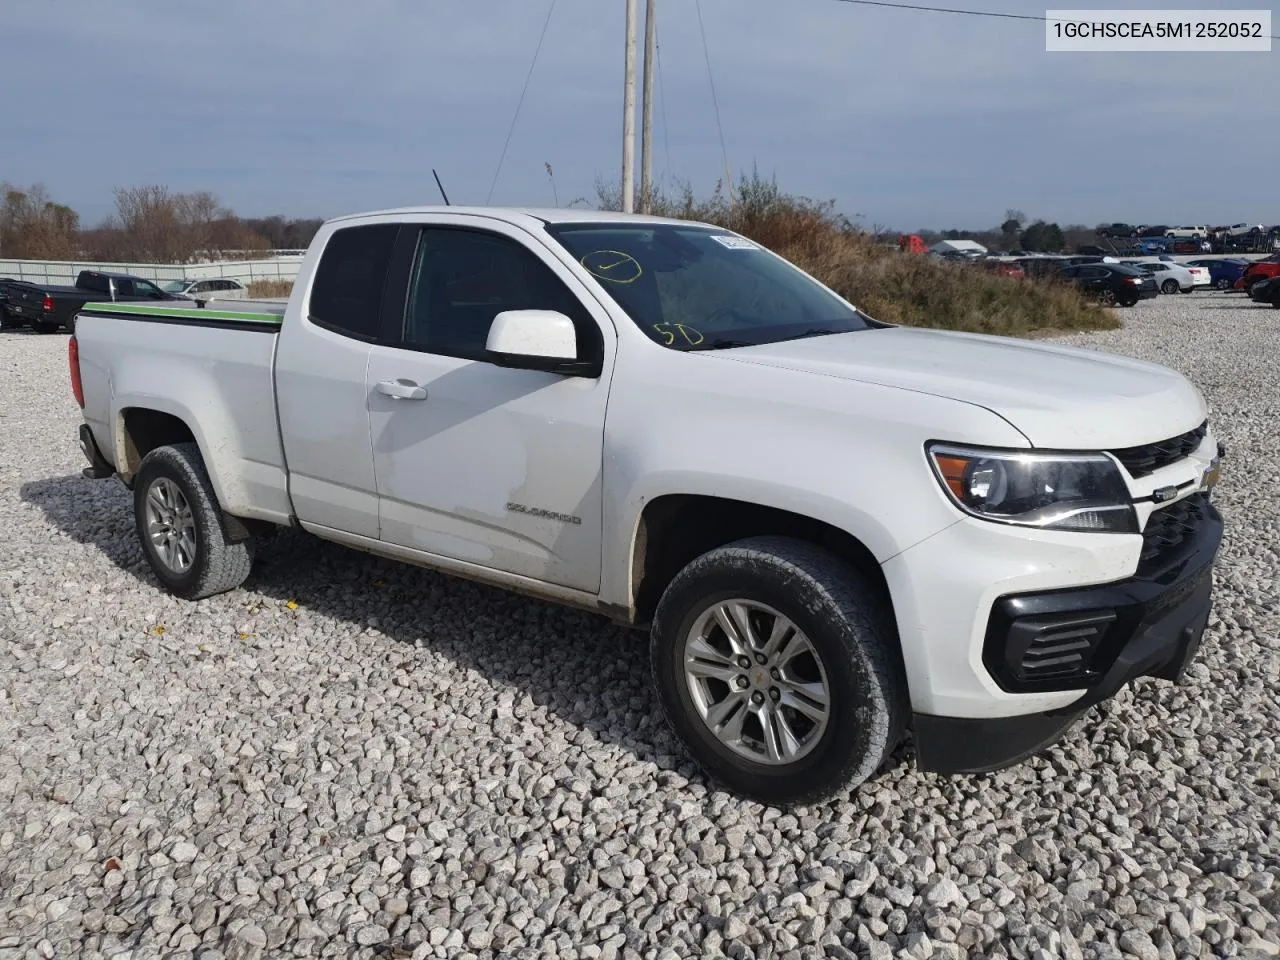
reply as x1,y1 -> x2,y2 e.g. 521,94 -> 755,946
710,235 -> 759,251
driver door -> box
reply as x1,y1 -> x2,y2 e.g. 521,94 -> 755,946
366,221 -> 614,593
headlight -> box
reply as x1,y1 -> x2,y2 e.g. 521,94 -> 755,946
927,444 -> 1137,533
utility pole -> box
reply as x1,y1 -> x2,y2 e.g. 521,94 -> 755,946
621,0 -> 638,214
640,0 -> 656,215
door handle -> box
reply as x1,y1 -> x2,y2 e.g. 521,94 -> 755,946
376,379 -> 427,401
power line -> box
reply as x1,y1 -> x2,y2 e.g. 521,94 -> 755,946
487,0 -> 558,205
694,0 -> 733,197
827,0 -> 1280,39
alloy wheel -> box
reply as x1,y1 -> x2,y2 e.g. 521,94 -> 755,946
683,599 -> 831,765
145,477 -> 197,574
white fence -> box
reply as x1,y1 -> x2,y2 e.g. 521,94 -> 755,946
0,256 -> 303,287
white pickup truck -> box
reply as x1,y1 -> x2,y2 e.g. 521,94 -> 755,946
70,207 -> 1225,804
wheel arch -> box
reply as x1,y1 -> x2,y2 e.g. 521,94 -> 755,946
627,494 -> 895,632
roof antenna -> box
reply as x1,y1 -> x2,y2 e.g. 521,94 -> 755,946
433,169 -> 451,206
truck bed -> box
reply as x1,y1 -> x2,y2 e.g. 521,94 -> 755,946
75,300 -> 293,525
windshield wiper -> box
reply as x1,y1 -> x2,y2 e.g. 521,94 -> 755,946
789,327 -> 844,340
682,338 -> 756,352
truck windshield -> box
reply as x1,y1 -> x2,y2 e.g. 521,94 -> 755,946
547,223 -> 871,350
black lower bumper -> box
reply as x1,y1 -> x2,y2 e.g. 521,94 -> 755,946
914,499 -> 1222,775
78,424 -> 114,479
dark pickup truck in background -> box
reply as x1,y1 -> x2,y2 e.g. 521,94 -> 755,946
0,270 -> 180,333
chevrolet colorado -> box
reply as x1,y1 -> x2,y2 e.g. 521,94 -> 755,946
69,207 -> 1225,803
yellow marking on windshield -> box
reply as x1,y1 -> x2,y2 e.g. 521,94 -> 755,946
581,250 -> 643,285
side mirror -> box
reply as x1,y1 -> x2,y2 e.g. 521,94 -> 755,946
485,310 -> 597,377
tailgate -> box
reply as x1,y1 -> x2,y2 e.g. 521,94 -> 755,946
5,285 -> 45,316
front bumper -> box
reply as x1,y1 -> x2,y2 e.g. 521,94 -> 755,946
913,498 -> 1222,774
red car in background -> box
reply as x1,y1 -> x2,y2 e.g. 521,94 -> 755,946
979,260 -> 1026,279
1236,255 -> 1280,295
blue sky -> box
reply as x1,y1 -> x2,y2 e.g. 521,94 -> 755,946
4,0 -> 1276,231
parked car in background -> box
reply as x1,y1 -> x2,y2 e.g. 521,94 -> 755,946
0,279 -> 21,329
1248,276 -> 1280,306
1235,255 -> 1280,296
1,270 -> 180,332
1061,255 -> 1120,266
1096,223 -> 1139,238
1131,261 -> 1197,294
1226,223 -> 1264,237
977,260 -> 1025,279
1060,263 -> 1158,306
1186,258 -> 1251,290
1140,225 -> 1171,238
161,278 -> 249,301
1184,265 -> 1211,290
1166,226 -> 1209,239
1076,245 -> 1109,256
1015,257 -> 1068,280
1173,239 -> 1211,254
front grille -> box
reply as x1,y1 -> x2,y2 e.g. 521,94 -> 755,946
1109,422 -> 1208,478
1006,612 -> 1116,684
1140,493 -> 1210,574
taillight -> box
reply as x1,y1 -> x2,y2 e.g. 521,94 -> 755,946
42,295 -> 54,313
69,336 -> 85,409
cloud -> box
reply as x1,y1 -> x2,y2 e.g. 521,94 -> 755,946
4,0 -> 1277,228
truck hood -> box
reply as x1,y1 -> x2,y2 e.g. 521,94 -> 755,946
717,327 -> 1205,448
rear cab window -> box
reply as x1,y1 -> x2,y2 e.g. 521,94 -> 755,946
308,224 -> 399,341
76,272 -> 112,294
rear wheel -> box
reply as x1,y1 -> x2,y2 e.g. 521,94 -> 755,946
32,319 -> 60,334
650,536 -> 906,805
134,442 -> 254,600
1250,278 -> 1270,298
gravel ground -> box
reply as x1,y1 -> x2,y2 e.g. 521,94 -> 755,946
1,292 -> 1277,960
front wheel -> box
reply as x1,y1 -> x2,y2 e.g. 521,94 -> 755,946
650,537 -> 906,805
1215,278 -> 1231,290
1161,280 -> 1179,294
1097,288 -> 1116,306
134,442 -> 254,600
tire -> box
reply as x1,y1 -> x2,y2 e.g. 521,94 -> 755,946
133,442 -> 254,600
32,319 -> 60,334
1250,279 -> 1269,298
0,308 -> 15,331
1215,278 -> 1231,290
1121,299 -> 1138,308
650,536 -> 906,805
1161,280 -> 1179,295
1097,288 -> 1116,306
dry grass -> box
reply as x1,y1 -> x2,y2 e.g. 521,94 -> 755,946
621,174 -> 1120,338
247,279 -> 293,299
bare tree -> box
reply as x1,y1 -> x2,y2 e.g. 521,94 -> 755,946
0,183 -> 80,259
